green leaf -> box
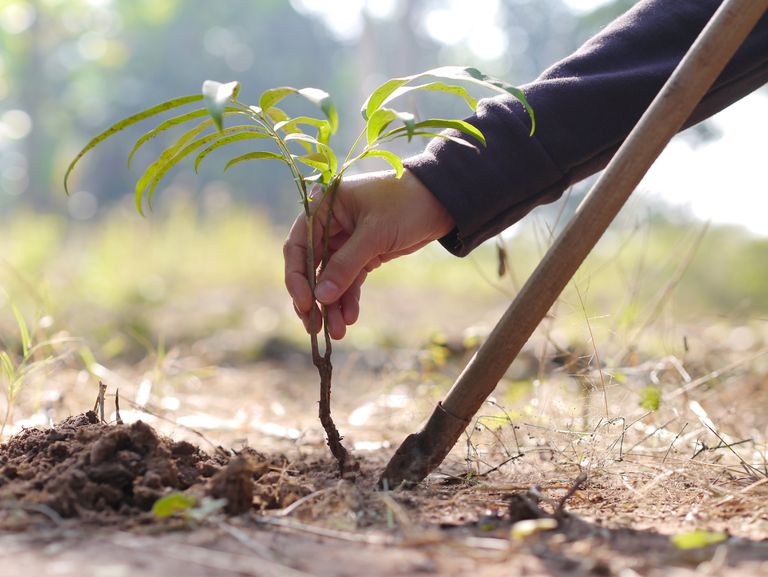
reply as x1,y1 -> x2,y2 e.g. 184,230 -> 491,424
128,106 -> 256,167
297,88 -> 338,135
259,87 -> 338,134
363,77 -> 411,120
11,305 -> 31,357
264,106 -> 290,124
224,151 -> 287,172
152,492 -> 198,518
274,116 -> 332,145
127,109 -> 209,167
671,530 -> 727,550
382,82 -> 478,111
64,94 -> 204,193
363,66 -> 535,135
144,126 -> 264,208
366,109 -> 397,145
193,131 -> 270,172
284,133 -> 337,174
134,119 -> 215,214
639,385 -> 662,411
366,109 -> 415,145
361,150 -> 404,178
293,152 -> 329,173
414,119 -> 485,146
202,80 -> 241,131
259,88 -> 300,112
382,130 -> 481,151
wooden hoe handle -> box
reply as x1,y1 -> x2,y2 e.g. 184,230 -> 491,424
381,0 -> 768,487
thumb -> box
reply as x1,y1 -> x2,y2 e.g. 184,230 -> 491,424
314,227 -> 380,305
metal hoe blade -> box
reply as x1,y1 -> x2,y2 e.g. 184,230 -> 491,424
380,0 -> 768,488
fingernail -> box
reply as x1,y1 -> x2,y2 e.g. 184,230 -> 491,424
315,280 -> 338,303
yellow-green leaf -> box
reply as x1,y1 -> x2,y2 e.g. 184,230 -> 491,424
639,385 -> 662,411
671,530 -> 728,550
128,109 -> 209,167
152,492 -> 197,518
260,87 -> 338,134
64,94 -> 203,193
361,150 -> 404,178
224,151 -> 286,172
193,131 -> 269,172
511,518 -> 558,540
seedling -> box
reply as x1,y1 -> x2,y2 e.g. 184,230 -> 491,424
64,66 -> 535,474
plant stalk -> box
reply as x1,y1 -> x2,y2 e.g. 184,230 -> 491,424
306,178 -> 351,475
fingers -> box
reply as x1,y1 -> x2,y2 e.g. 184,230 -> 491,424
314,227 -> 381,305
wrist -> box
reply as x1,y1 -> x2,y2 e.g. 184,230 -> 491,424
402,168 -> 455,239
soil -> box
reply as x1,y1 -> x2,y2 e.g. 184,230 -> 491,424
0,412 -> 766,577
0,412 -> 312,524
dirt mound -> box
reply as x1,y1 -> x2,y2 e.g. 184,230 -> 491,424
0,412 -> 311,523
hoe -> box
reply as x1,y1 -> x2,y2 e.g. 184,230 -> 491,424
381,0 -> 768,487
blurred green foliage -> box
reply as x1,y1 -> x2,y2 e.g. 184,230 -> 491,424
1,0 -> 616,218
1,194 -> 767,367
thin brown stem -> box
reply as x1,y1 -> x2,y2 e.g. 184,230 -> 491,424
305,181 -> 352,475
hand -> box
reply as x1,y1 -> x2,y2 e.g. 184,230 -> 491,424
283,169 -> 455,340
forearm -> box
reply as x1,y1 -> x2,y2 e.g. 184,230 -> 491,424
405,0 -> 768,256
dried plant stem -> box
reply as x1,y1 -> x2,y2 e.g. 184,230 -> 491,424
305,179 -> 351,475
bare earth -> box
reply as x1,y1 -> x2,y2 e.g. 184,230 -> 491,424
1,396 -> 766,577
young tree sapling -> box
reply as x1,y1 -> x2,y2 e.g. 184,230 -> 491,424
64,66 -> 535,475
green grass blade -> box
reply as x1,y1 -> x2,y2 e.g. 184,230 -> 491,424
194,131 -> 270,172
64,94 -> 204,194
202,80 -> 241,131
11,305 -> 31,357
361,150 -> 404,178
0,351 -> 16,383
224,151 -> 287,172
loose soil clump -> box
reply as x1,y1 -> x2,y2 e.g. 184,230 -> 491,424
0,412 -> 310,523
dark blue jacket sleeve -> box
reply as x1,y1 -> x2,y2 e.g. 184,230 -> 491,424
404,0 -> 768,256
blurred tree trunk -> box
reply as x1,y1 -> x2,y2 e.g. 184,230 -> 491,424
21,0 -> 49,209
